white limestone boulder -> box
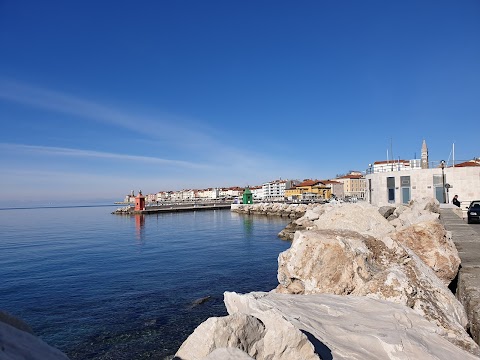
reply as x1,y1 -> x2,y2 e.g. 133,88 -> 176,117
313,202 -> 395,237
202,348 -> 254,360
388,198 -> 440,229
276,229 -> 479,355
175,310 -> 319,360
390,220 -> 460,285
224,291 -> 479,360
175,313 -> 265,360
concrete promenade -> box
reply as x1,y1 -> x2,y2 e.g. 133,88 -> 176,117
440,205 -> 480,345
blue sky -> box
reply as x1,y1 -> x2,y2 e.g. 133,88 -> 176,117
0,1 -> 479,203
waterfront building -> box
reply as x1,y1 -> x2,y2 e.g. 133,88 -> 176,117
366,159 -> 480,207
156,191 -> 171,202
220,187 -> 243,199
205,188 -> 220,199
295,179 -> 322,200
250,186 -> 264,200
366,140 -> 480,206
335,173 -> 367,199
124,190 -> 135,203
284,179 -> 333,201
262,179 -> 287,201
320,180 -> 344,199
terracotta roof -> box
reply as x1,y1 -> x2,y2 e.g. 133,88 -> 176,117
337,174 -> 364,179
373,160 -> 410,165
320,180 -> 342,184
297,179 -> 320,187
453,160 -> 480,167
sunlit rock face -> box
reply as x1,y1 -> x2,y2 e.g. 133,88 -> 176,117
223,291 -> 479,360
276,228 -> 477,354
390,220 -> 460,286
174,311 -> 319,360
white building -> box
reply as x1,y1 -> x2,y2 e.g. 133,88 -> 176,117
262,180 -> 287,200
220,187 -> 242,199
250,186 -> 264,200
366,160 -> 480,207
370,160 -> 414,173
197,188 -> 220,199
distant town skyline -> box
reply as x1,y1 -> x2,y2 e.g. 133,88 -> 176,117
1,1 -> 479,204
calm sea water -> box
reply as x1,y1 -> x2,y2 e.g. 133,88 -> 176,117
0,205 -> 290,359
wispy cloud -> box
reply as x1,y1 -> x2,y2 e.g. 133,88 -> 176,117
0,79 -> 187,137
0,79 -> 298,184
0,79 -> 260,163
0,143 -> 209,169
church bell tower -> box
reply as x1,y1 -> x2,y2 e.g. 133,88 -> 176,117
421,140 -> 429,169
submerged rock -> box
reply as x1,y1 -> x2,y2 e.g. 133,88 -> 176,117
0,312 -> 70,360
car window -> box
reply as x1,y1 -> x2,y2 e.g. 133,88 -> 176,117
471,202 -> 480,208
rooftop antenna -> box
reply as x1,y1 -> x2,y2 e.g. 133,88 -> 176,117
447,148 -> 455,165
453,142 -> 455,167
390,138 -> 394,171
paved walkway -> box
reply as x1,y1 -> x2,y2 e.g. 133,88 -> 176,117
440,205 -> 480,345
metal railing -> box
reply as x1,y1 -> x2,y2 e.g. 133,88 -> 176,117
366,159 -> 476,175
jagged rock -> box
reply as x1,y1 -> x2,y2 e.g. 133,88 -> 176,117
224,291 -> 480,360
0,315 -> 70,360
413,197 -> 441,214
231,203 -> 307,219
385,198 -> 441,230
175,311 -> 319,360
175,313 -> 265,360
390,220 -> 460,285
378,205 -> 396,219
313,203 -> 395,237
277,222 -> 300,241
276,229 -> 479,355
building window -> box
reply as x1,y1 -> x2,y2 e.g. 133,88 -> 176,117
387,177 -> 395,203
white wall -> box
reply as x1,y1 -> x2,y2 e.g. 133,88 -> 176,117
366,166 -> 480,206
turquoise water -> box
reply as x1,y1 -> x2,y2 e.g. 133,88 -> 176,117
0,206 -> 290,359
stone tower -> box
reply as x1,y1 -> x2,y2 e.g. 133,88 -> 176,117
421,139 -> 429,169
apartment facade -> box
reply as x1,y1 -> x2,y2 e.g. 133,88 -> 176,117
335,174 -> 367,199
262,180 -> 286,200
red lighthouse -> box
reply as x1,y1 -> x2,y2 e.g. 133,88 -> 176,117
135,190 -> 146,211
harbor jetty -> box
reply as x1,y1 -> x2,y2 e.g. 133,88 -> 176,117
112,201 -> 232,215
175,198 -> 480,359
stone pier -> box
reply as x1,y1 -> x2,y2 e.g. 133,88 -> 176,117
441,205 -> 480,345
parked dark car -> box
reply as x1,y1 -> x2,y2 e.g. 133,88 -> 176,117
467,200 -> 480,224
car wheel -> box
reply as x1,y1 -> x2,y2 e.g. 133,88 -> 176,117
468,219 -> 472,224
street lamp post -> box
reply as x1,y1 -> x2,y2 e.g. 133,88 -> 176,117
440,160 -> 446,203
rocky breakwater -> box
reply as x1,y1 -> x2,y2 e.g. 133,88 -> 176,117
0,311 -> 69,359
175,198 -> 479,360
231,203 -> 313,219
